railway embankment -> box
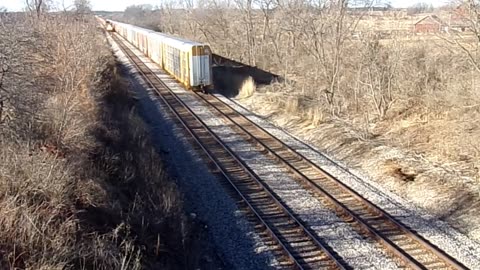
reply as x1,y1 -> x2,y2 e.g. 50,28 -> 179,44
0,14 -> 218,269
215,93 -> 480,268
210,51 -> 480,245
230,84 -> 480,243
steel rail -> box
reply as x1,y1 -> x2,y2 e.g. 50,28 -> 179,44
111,32 -> 346,270
195,92 -> 468,270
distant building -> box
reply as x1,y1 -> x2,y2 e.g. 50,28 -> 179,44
448,3 -> 473,32
413,15 -> 448,33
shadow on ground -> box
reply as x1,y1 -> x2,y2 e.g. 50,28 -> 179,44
212,54 -> 282,97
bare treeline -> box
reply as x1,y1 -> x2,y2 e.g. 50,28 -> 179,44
25,0 -> 48,17
23,0 -> 92,15
117,0 -> 479,121
406,2 -> 435,14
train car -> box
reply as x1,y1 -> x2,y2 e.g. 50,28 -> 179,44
104,20 -> 115,32
104,19 -> 213,92
96,17 -> 115,32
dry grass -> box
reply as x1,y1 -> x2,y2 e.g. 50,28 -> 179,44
236,76 -> 256,99
239,87 -> 480,240
0,13 -> 200,269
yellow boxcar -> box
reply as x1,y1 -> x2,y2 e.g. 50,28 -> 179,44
104,20 -> 213,91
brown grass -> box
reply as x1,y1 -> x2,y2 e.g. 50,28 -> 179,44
236,76 -> 256,99
0,13 -> 200,269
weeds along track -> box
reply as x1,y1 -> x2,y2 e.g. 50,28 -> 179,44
111,33 -> 347,270
195,93 -> 469,270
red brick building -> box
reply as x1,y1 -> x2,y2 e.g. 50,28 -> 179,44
413,15 -> 447,33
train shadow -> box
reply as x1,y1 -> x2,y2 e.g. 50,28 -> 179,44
212,54 -> 283,98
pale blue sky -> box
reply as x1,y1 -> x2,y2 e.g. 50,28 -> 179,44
1,0 -> 447,12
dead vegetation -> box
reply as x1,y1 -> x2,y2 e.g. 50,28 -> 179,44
0,12 -> 203,269
111,0 -> 480,241
236,76 -> 256,99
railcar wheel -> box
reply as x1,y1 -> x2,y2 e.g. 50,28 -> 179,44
201,86 -> 209,95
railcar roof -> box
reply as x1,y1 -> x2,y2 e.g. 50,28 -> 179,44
110,20 -> 208,49
149,32 -> 205,50
113,21 -> 155,35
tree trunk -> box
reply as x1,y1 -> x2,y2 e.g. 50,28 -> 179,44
36,0 -> 43,17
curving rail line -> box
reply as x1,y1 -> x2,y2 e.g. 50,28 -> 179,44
194,93 -> 468,270
111,32 -> 347,270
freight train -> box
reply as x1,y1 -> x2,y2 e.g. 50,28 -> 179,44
98,17 -> 213,93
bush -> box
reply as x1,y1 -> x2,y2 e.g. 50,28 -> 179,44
0,13 -> 193,269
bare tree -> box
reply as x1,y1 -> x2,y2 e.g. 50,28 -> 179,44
25,0 -> 50,17
0,64 -> 7,123
74,0 -> 92,14
124,4 -> 149,18
444,0 -> 480,72
0,20 -> 9,124
406,2 -> 434,15
356,36 -> 402,118
157,1 -> 181,34
233,0 -> 257,65
283,0 -> 372,114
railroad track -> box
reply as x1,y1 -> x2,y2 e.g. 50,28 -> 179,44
194,93 -> 468,270
111,33 -> 347,270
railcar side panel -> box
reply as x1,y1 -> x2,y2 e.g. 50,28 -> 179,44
147,36 -> 155,60
164,44 -> 184,87
161,41 -> 165,69
142,34 -> 148,55
182,51 -> 189,84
